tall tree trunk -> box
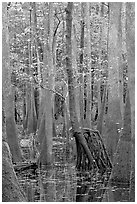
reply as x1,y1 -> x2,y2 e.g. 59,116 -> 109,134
65,2 -> 94,165
104,3 -> 122,162
65,2 -> 79,132
31,2 -> 42,118
25,6 -> 37,135
2,138 -> 26,201
126,2 -> 135,201
97,3 -> 104,118
38,3 -> 54,165
110,90 -> 132,183
72,24 -> 80,123
110,3 -> 134,186
118,3 -> 125,121
85,2 -> 92,128
79,2 -> 85,127
27,86 -> 37,134
97,82 -> 107,134
98,3 -> 109,135
2,2 -> 22,163
2,2 -> 26,201
31,2 -> 43,62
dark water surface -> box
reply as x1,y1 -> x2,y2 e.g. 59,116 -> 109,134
17,138 -> 130,202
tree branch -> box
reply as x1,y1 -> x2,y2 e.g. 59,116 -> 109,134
40,83 -> 65,100
52,11 -> 61,56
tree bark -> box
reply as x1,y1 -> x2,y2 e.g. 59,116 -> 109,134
97,3 -> 104,119
65,2 -> 94,166
126,2 -> 135,201
110,90 -> 132,184
72,24 -> 80,123
2,2 -> 22,163
31,2 -> 42,117
97,82 -> 107,134
2,139 -> 26,201
79,3 -> 85,127
104,3 -> 122,162
118,3 -> 125,121
85,2 -> 92,128
110,3 -> 135,187
38,3 -> 54,165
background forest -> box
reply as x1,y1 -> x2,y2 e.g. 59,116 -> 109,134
2,2 -> 135,202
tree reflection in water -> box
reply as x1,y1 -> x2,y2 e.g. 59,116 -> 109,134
17,161 -> 130,202
17,139 -> 130,202
76,170 -> 111,202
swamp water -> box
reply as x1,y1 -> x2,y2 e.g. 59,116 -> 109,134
17,136 -> 130,202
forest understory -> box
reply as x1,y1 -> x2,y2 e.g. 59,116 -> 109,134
2,2 -> 135,202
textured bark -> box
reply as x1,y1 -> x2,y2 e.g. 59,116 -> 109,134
38,3 -> 54,165
2,140 -> 27,202
37,88 -> 45,129
23,83 -> 31,130
72,24 -> 80,123
31,2 -> 42,115
23,6 -> 38,134
31,2 -> 43,62
85,2 -> 92,128
110,3 -> 135,186
27,86 -> 37,134
2,2 -> 22,163
126,2 -> 135,201
110,91 -> 131,183
66,2 -> 79,132
104,3 -> 122,162
27,7 -> 38,134
97,3 -> 104,118
37,92 -> 53,165
79,3 -> 85,127
65,2 -> 94,165
118,3 -> 125,121
97,83 -> 107,134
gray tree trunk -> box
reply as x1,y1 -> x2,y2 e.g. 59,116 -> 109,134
104,3 -> 122,162
126,2 -> 135,201
2,2 -> 22,163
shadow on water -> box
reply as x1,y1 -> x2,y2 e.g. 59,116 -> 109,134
17,137 -> 130,202
76,170 -> 111,202
75,170 -> 130,202
17,161 -> 130,202
102,182 -> 130,202
28,163 -> 77,202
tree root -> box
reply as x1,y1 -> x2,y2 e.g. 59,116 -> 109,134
73,128 -> 112,173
